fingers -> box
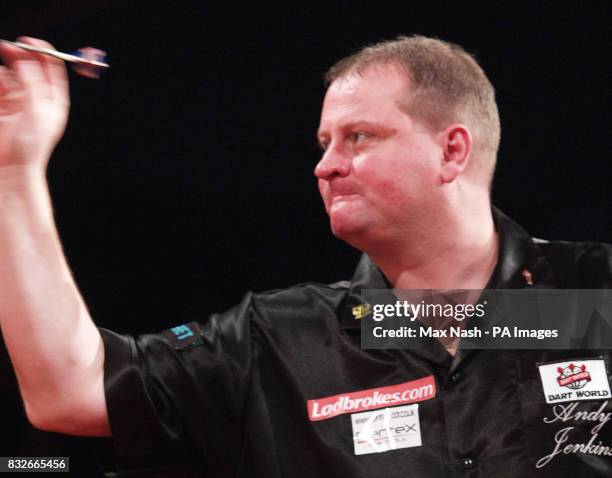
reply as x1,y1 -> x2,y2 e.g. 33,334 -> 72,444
17,37 -> 69,106
0,65 -> 20,97
0,41 -> 29,94
0,56 -> 26,111
0,40 -> 50,100
0,41 -> 28,68
0,37 -> 68,104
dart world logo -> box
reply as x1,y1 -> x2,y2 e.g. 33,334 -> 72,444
556,363 -> 591,390
538,359 -> 611,404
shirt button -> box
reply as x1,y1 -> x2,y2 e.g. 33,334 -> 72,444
461,457 -> 476,469
450,371 -> 463,383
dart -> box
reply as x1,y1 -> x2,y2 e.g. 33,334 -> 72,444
0,39 -> 109,78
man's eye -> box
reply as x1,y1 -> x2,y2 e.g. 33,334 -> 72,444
351,132 -> 370,144
318,141 -> 330,151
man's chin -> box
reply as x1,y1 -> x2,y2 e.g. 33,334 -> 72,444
329,218 -> 365,243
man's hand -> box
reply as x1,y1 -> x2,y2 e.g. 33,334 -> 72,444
0,37 -> 69,169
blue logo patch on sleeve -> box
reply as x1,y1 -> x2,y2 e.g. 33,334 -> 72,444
170,324 -> 194,340
163,322 -> 204,350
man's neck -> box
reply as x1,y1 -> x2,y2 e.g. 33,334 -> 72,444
369,206 -> 499,291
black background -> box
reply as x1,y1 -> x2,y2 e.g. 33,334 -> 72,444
0,1 -> 609,475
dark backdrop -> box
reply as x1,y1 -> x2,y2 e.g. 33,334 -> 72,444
0,1 -> 609,475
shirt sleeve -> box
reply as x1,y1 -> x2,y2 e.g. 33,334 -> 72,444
99,292 -> 255,476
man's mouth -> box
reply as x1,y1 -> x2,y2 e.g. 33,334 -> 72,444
331,193 -> 357,201
329,193 -> 359,210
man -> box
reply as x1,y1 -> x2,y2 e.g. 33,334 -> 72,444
0,35 -> 610,477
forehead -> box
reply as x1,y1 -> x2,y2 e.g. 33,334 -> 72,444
318,65 -> 411,133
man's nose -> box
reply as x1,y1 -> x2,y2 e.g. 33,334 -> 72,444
314,145 -> 351,180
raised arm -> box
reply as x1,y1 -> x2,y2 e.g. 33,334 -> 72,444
0,37 -> 110,436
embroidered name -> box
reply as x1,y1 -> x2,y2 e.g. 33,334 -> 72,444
536,401 -> 612,468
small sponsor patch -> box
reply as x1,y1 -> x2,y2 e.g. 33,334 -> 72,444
307,375 -> 436,421
351,404 -> 422,455
162,322 -> 204,350
538,358 -> 611,404
352,303 -> 372,319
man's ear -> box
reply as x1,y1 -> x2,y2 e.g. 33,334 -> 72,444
440,124 -> 472,184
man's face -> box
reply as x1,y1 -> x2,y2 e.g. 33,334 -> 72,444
315,64 -> 444,247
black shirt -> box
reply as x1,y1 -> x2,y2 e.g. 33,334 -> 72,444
100,208 -> 612,477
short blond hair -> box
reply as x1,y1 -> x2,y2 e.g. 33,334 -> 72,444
325,35 -> 501,183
